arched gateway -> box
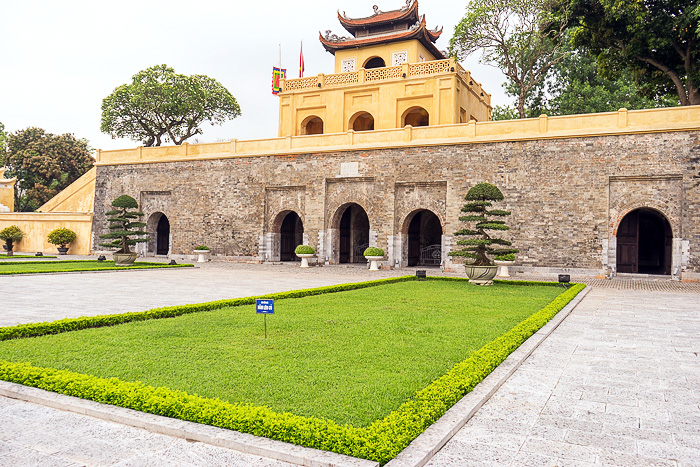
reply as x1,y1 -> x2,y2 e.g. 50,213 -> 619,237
147,212 -> 170,256
405,210 -> 442,266
279,211 -> 304,261
616,208 -> 672,275
335,203 -> 370,263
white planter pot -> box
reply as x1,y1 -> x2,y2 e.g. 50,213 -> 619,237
365,255 -> 384,271
494,260 -> 515,278
296,253 -> 314,268
194,250 -> 210,263
464,265 -> 498,285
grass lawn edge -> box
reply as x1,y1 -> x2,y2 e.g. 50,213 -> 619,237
0,260 -> 194,275
0,279 -> 585,464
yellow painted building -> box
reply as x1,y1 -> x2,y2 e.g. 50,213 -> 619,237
278,1 -> 491,137
0,168 -> 17,213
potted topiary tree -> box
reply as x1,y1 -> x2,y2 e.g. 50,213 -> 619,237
0,225 -> 24,257
363,246 -> 385,271
449,182 -> 519,285
47,228 -> 77,255
494,253 -> 516,278
294,245 -> 315,268
99,195 -> 149,266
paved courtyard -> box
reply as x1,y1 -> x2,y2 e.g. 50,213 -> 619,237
0,261 -> 698,466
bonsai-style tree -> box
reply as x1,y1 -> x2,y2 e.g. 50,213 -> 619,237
449,183 -> 519,266
47,228 -> 77,249
0,225 -> 24,256
99,195 -> 149,253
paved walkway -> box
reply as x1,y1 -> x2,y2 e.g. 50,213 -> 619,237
427,288 -> 700,467
0,261 -> 698,466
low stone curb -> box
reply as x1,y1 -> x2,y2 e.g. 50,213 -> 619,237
385,285 -> 591,467
0,285 -> 588,467
0,382 -> 377,467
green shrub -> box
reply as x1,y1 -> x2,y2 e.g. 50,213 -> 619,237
495,253 -> 515,261
194,245 -> 210,250
99,195 -> 148,253
363,247 -> 385,257
0,225 -> 23,252
294,245 -> 315,255
47,228 -> 77,247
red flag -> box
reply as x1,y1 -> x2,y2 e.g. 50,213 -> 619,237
299,41 -> 305,78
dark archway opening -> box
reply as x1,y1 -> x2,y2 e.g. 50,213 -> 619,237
351,112 -> 375,131
156,215 -> 170,255
364,57 -> 386,69
338,204 -> 370,263
280,212 -> 304,261
402,107 -> 429,127
617,208 -> 672,275
301,116 -> 323,135
407,210 -> 442,267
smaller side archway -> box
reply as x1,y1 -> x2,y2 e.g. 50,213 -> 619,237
349,111 -> 375,132
402,209 -> 443,267
616,208 -> 672,275
146,212 -> 171,256
402,107 -> 429,127
363,56 -> 386,69
332,203 -> 370,264
278,211 -> 304,261
300,115 -> 324,135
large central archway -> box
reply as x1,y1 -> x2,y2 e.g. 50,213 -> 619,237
337,203 -> 370,263
146,212 -> 171,256
279,211 -> 304,261
405,210 -> 442,266
616,208 -> 672,275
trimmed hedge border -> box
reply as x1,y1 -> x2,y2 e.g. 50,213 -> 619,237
0,278 -> 585,464
0,260 -> 194,276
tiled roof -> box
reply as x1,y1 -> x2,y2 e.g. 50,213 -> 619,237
337,0 -> 420,34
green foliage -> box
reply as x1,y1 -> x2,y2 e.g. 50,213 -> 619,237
450,183 -> 519,266
194,245 -> 210,250
363,247 -> 385,257
560,0 -> 698,106
0,260 -> 192,275
99,195 -> 148,253
294,245 -> 315,255
1,127 -> 93,212
0,122 -> 6,157
47,228 -> 76,247
450,0 -> 569,119
101,64 -> 242,147
0,281 -> 585,464
495,253 -> 516,261
0,225 -> 24,252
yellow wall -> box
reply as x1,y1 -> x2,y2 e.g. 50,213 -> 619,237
0,212 -> 93,255
0,169 -> 16,212
38,167 -> 96,213
333,40 -> 438,73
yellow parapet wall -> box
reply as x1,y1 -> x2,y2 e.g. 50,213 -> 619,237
38,167 -> 96,213
95,106 -> 700,166
0,212 -> 93,255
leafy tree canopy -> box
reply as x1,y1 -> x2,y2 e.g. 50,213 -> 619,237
2,128 -> 94,212
0,122 -> 6,157
450,0 -> 569,119
101,64 -> 242,147
560,0 -> 699,106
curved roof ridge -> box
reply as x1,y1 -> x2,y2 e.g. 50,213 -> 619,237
337,0 -> 420,34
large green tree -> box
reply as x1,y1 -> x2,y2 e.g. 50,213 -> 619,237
101,65 -> 241,147
0,122 -> 6,157
563,0 -> 699,106
450,0 -> 569,118
2,128 -> 94,212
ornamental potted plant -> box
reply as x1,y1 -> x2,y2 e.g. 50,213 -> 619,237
448,182 -> 519,285
0,225 -> 24,257
47,228 -> 77,255
98,195 -> 149,266
363,246 -> 385,271
194,245 -> 211,263
494,253 -> 516,278
294,245 -> 315,268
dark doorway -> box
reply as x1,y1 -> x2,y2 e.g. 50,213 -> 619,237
338,204 -> 370,263
403,107 -> 429,127
616,208 -> 672,274
407,210 -> 442,266
280,212 -> 304,261
364,56 -> 386,69
156,215 -> 170,255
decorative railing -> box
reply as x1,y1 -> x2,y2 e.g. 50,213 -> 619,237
282,59 -> 490,105
419,244 -> 442,266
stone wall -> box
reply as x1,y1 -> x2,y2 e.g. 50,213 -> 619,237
93,130 -> 700,279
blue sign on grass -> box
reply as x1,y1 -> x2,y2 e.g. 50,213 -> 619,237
256,299 -> 274,314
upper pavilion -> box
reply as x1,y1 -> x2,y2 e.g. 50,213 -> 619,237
277,1 -> 491,137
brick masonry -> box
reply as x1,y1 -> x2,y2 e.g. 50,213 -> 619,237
93,130 -> 700,279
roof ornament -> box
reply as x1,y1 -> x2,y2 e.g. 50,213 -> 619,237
323,30 -> 350,43
400,0 -> 414,11
410,21 -> 420,31
372,5 -> 382,14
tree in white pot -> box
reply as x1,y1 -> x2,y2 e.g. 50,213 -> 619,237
295,245 -> 315,268
363,247 -> 385,271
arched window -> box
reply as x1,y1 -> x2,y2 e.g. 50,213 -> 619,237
364,56 -> 386,69
349,112 -> 375,132
301,116 -> 324,135
402,107 -> 429,127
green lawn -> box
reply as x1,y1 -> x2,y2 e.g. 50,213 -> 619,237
0,260 -> 193,274
0,280 -> 562,426
0,254 -> 57,259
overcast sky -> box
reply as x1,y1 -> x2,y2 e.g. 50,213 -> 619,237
1,0 -> 509,152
